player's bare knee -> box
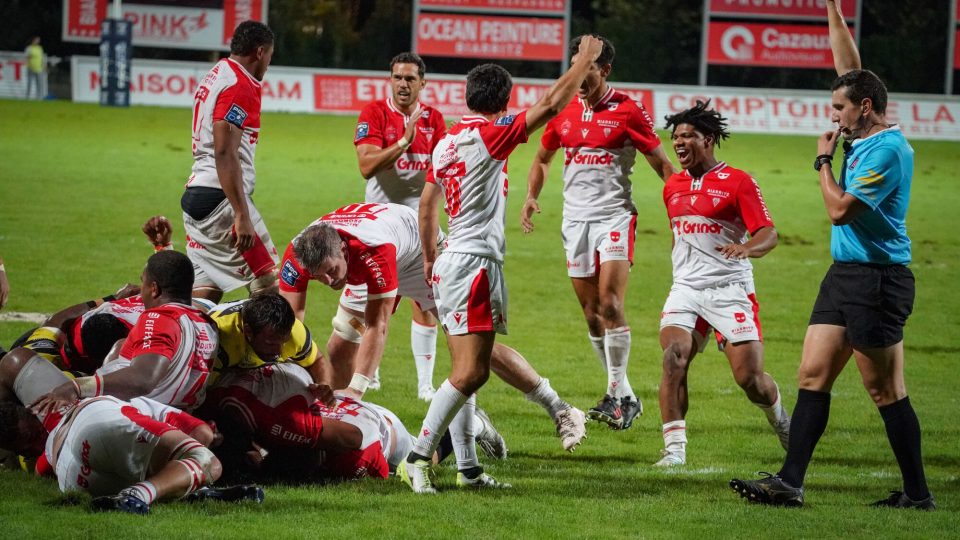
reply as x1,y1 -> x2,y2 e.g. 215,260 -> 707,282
598,298 -> 624,325
661,342 -> 690,374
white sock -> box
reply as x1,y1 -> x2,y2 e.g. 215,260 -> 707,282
410,321 -> 438,389
524,377 -> 570,422
604,326 -> 633,399
662,420 -> 687,454
588,334 -> 606,372
412,379 -> 468,458
123,481 -> 157,504
449,394 -> 479,470
757,383 -> 789,426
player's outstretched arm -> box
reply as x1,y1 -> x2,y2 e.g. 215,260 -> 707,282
356,109 -> 423,179
525,35 -> 603,134
343,297 -> 394,399
642,146 -> 678,182
522,145 -> 557,233
828,0 -> 860,75
213,120 -> 255,252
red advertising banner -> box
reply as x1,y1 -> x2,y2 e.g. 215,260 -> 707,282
709,0 -> 857,18
64,0 -> 108,39
223,0 -> 264,47
419,0 -> 566,15
416,13 -> 565,61
955,30 -> 960,69
63,0 -> 267,50
707,21 -> 850,69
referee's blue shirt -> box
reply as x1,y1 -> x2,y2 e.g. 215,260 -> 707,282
831,125 -> 913,265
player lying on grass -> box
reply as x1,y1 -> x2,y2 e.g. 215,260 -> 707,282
200,361 -> 463,482
14,252 -> 218,415
280,204 -> 587,459
3,285 -> 143,378
0,395 -> 262,515
653,100 -> 790,467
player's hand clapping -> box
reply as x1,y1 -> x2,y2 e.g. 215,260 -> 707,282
401,108 -> 424,150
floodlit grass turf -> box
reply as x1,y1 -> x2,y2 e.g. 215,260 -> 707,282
1,99 -> 958,538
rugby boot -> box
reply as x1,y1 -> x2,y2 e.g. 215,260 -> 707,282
587,394 -> 623,429
871,491 -> 936,510
730,472 -> 804,507
554,407 -> 587,452
619,396 -> 643,430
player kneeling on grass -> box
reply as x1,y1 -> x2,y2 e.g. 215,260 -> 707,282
653,101 -> 790,467
0,396 -> 262,515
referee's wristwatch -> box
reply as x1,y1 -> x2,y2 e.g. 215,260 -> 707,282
813,154 -> 833,172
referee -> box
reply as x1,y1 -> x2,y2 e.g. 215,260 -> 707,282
730,0 -> 934,510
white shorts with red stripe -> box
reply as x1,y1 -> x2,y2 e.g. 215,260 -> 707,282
659,281 -> 762,351
338,259 -> 437,315
561,213 -> 637,278
432,252 -> 507,336
51,396 -> 181,496
183,196 -> 278,293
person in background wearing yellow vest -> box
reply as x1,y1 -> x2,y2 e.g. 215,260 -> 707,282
25,37 -> 45,100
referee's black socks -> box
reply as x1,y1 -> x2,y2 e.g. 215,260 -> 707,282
879,396 -> 931,501
778,389 -> 831,488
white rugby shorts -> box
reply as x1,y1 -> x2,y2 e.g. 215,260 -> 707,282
54,397 -> 180,496
183,197 -> 278,293
432,252 -> 507,336
659,281 -> 762,351
561,213 -> 637,278
338,258 -> 437,315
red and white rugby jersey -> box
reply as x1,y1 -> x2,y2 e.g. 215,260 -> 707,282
428,111 -> 529,262
279,203 -> 422,300
542,88 -> 662,221
68,296 -> 144,365
355,98 -> 447,209
663,162 -> 774,289
187,58 -> 262,196
98,303 -> 218,410
313,396 -> 392,471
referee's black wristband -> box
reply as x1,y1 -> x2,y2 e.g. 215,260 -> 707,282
814,154 -> 834,172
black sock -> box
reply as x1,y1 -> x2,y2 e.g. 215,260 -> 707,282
435,430 -> 454,464
406,451 -> 431,464
459,465 -> 483,479
878,396 -> 930,501
778,389 -> 831,488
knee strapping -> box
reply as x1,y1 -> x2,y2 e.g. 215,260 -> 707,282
12,355 -> 70,405
331,306 -> 365,344
169,439 -> 217,490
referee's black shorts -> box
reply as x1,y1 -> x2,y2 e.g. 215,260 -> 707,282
809,262 -> 914,349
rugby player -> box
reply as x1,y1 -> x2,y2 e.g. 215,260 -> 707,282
654,101 -> 789,467
0,396 -> 261,514
523,34 -> 676,430
280,204 -> 587,461
24,251 -> 218,414
399,36 -> 605,493
731,0 -> 934,509
181,21 -> 279,303
337,52 -> 447,399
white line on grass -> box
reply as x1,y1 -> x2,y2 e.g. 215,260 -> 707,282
0,312 -> 49,324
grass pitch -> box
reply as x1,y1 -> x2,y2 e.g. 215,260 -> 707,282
0,100 -> 958,538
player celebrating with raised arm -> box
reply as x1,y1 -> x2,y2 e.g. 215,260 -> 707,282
654,101 -> 789,467
400,35 -> 605,494
731,0 -> 934,509
181,21 -> 279,304
522,34 -> 676,430
332,52 -> 448,400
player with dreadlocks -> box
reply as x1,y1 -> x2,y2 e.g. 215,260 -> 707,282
652,100 -> 790,467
